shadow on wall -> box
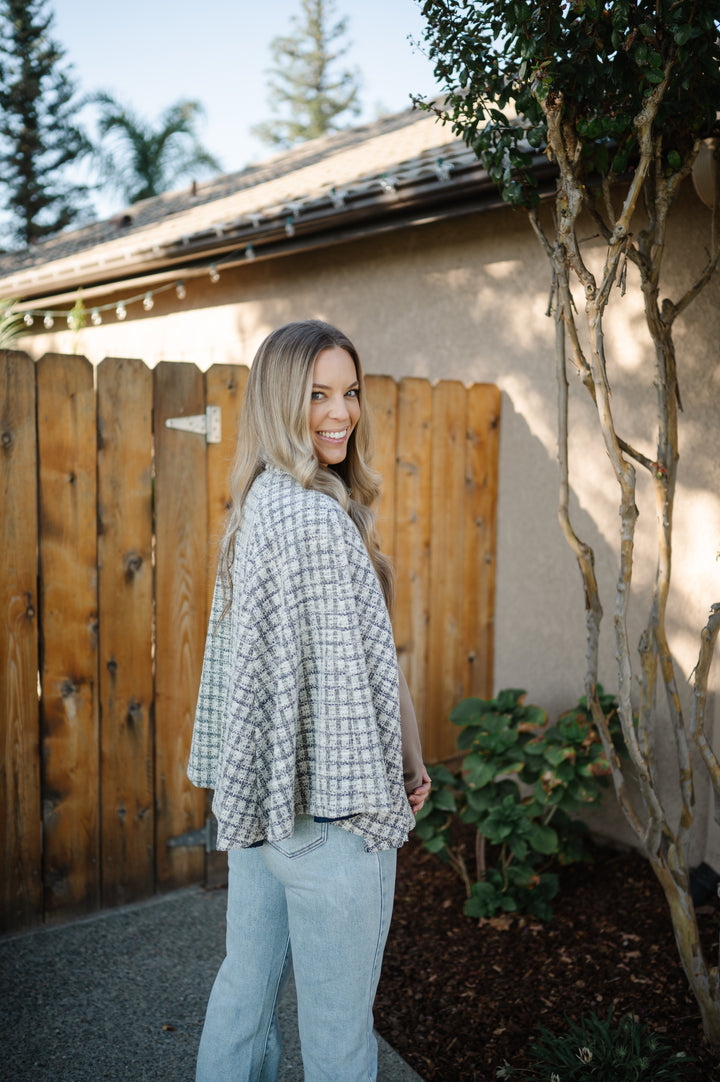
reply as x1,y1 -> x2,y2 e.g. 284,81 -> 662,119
496,391 -> 719,863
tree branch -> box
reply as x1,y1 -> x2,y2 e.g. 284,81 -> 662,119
690,603 -> 720,827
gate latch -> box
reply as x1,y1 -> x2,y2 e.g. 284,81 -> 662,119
165,406 -> 221,444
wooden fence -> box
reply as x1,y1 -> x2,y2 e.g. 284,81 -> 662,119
1,351 -> 500,932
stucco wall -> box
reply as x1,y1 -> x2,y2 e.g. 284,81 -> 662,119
20,181 -> 720,863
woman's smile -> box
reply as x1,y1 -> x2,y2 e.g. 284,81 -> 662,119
310,347 -> 360,465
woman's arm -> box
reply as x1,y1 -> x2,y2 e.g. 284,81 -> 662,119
398,664 -> 431,814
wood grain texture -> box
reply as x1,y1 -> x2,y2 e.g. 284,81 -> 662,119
37,353 -> 99,919
463,384 -> 501,700
204,363 -> 249,612
97,358 -> 154,907
1,351 -> 42,931
1,354 -> 500,927
365,375 -> 398,562
427,381 -> 468,762
153,362 -> 207,890
203,363 -> 249,888
394,378 -> 433,750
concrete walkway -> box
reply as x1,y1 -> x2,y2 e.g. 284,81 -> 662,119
1,885 -> 422,1082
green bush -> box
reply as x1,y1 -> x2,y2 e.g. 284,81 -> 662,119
415,687 -> 624,921
495,1008 -> 695,1080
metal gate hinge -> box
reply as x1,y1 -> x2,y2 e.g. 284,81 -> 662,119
165,405 -> 221,444
167,816 -> 218,852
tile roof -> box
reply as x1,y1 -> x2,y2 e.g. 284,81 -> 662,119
0,104 -> 553,307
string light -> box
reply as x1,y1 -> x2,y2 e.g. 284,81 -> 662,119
17,160 -> 468,333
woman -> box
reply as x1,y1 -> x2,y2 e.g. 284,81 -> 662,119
188,319 -> 430,1082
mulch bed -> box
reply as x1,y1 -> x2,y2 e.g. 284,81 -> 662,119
375,826 -> 720,1081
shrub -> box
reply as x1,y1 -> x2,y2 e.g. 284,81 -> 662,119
495,1008 -> 695,1080
415,687 -> 624,921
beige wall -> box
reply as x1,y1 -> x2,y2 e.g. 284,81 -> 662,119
20,181 -> 720,862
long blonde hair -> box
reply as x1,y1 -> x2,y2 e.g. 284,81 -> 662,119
220,320 -> 395,612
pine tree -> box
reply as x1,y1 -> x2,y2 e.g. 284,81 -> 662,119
0,0 -> 91,248
252,0 -> 361,150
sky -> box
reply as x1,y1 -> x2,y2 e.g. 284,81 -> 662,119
52,0 -> 443,218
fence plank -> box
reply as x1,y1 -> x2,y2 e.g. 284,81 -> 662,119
464,384 -> 501,700
204,363 -> 249,609
365,375 -> 397,562
37,353 -> 99,918
426,381 -> 469,762
1,351 -> 42,931
1,354 -> 500,929
203,363 -> 249,888
154,362 -> 207,890
97,358 -> 154,907
394,378 -> 433,750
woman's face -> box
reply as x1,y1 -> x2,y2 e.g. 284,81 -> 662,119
309,346 -> 361,466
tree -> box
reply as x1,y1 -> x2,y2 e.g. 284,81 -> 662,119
417,0 -> 720,1042
0,0 -> 91,247
92,94 -> 221,206
252,0 -> 361,149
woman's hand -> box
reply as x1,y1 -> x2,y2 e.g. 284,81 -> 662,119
408,767 -> 431,816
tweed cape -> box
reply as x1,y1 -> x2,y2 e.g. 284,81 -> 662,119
187,465 -> 415,853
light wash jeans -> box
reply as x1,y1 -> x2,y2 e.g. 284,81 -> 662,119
195,815 -> 397,1082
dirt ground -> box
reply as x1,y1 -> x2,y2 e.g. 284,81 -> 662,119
375,826 -> 719,1082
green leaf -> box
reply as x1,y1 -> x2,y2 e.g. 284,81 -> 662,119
432,788 -> 458,813
544,745 -> 568,767
429,763 -> 459,788
450,698 -> 485,726
464,881 -> 500,919
528,823 -> 559,855
674,25 -> 692,46
496,688 -> 526,711
462,755 -> 497,789
508,836 -> 529,861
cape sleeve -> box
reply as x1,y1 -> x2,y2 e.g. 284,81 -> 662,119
186,569 -> 231,789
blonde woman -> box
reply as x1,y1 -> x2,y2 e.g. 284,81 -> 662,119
188,320 -> 430,1082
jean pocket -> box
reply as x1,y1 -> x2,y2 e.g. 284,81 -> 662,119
268,816 -> 328,859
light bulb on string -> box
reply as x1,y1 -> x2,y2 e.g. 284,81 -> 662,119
209,263 -> 220,283
285,217 -> 295,237
143,292 -> 154,311
176,280 -> 187,300
116,302 -> 127,321
245,244 -> 255,260
23,313 -> 34,327
91,309 -> 102,326
43,314 -> 54,329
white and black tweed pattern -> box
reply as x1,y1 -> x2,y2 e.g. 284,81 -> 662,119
187,466 -> 414,853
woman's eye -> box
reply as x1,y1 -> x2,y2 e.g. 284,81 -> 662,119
346,388 -> 359,398
310,391 -> 324,401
